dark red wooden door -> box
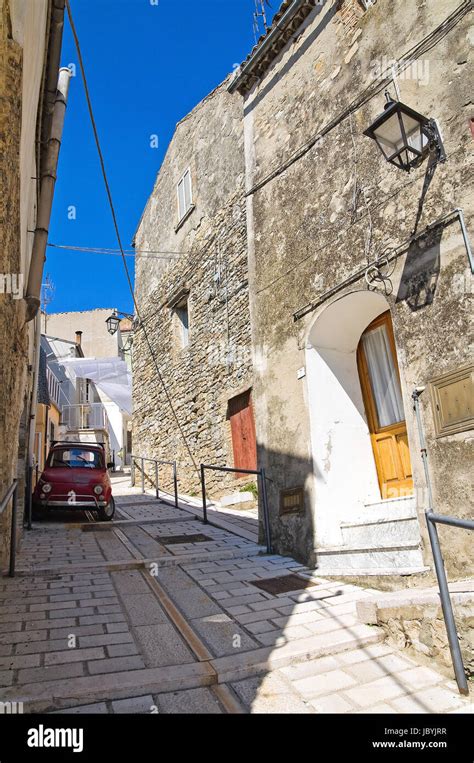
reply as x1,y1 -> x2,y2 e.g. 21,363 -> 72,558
228,391 -> 257,476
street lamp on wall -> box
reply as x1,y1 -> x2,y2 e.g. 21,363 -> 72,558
105,310 -> 137,337
363,93 -> 446,172
106,311 -> 121,336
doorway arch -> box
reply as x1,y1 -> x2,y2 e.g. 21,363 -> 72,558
305,290 -> 416,551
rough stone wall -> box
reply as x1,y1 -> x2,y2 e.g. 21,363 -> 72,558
360,594 -> 474,679
384,602 -> 474,679
242,0 -> 473,569
0,0 -> 28,567
133,82 -> 254,500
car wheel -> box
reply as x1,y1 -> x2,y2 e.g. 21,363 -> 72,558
98,497 -> 115,522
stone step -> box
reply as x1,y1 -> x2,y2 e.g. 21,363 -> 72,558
2,621 -> 384,713
212,624 -> 385,684
340,516 -> 421,547
1,662 -> 216,714
309,567 -> 430,577
15,543 -> 268,576
314,542 -> 425,573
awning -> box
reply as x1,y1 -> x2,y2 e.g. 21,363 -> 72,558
59,357 -> 132,414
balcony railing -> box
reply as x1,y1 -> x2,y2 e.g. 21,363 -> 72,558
61,404 -> 107,431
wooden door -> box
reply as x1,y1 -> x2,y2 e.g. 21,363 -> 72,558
228,391 -> 257,477
357,311 -> 413,499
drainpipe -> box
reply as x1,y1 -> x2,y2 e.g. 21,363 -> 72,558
412,386 -> 434,508
454,208 -> 474,274
25,315 -> 43,529
25,66 -> 71,322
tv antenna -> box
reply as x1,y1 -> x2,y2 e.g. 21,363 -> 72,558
253,0 -> 271,43
41,273 -> 55,313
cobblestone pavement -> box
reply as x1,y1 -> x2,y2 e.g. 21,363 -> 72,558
0,476 -> 471,714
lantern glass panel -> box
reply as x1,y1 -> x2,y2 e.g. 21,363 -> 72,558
400,111 -> 426,155
372,112 -> 405,157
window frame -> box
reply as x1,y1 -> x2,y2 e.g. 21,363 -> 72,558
175,297 -> 190,349
176,168 -> 194,224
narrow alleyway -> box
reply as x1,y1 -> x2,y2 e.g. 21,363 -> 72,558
0,476 -> 471,714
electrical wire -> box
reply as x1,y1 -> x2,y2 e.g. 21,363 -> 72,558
254,150 -> 465,297
47,243 -> 183,259
65,0 -> 200,475
245,0 -> 471,197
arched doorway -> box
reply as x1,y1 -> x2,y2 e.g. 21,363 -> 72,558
305,290 -> 423,573
357,311 -> 414,500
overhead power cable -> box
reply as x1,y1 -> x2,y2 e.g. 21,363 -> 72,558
245,0 -> 471,197
47,243 -> 183,259
65,0 -> 200,476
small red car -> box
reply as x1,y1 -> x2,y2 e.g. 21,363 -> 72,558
33,442 -> 115,521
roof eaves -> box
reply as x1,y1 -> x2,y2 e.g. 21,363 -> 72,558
228,0 -> 318,96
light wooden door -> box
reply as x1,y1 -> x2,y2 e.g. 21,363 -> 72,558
357,311 -> 413,499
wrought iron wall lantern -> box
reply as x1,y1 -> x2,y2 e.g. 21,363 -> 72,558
105,310 -> 136,336
363,93 -> 446,172
106,311 -> 121,336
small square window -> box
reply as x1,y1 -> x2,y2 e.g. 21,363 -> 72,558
177,169 -> 193,222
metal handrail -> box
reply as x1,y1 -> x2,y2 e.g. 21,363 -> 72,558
0,480 -> 18,577
200,464 -> 272,554
413,387 -> 473,696
426,509 -> 473,696
130,455 -> 178,508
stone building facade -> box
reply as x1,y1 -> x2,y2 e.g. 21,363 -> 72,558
0,0 -> 66,569
133,0 -> 472,581
133,82 -> 255,501
229,0 -> 473,577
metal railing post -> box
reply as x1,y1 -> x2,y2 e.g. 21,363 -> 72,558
425,512 -> 469,696
26,465 -> 33,531
130,457 -> 135,487
9,484 -> 17,578
155,460 -> 159,500
141,458 -> 145,494
413,387 -> 471,696
173,462 -> 179,508
200,465 -> 208,524
260,468 -> 272,554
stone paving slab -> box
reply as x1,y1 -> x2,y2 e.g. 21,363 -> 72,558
1,477 -> 472,714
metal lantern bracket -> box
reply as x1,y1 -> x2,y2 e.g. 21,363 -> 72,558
421,118 -> 447,165
364,94 -> 447,173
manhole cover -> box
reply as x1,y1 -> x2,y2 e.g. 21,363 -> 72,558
251,574 -> 319,595
157,533 -> 212,545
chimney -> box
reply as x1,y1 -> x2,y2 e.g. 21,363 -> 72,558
75,331 -> 82,347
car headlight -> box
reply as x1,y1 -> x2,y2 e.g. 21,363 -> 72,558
42,483 -> 52,494
93,485 -> 103,495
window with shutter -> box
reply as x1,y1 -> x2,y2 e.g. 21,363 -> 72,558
177,169 -> 193,222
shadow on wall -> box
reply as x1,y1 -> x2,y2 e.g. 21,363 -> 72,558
396,227 -> 443,311
259,445 -> 317,566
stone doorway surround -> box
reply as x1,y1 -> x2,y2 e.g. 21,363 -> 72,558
305,290 -> 425,574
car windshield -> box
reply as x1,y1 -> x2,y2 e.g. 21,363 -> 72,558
48,448 -> 104,469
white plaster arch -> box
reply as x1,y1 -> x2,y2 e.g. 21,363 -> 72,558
305,290 -> 390,547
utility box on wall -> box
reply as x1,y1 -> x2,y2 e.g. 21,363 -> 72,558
430,364 -> 473,438
280,487 -> 305,516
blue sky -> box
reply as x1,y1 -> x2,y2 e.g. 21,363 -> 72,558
46,0 -> 278,315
